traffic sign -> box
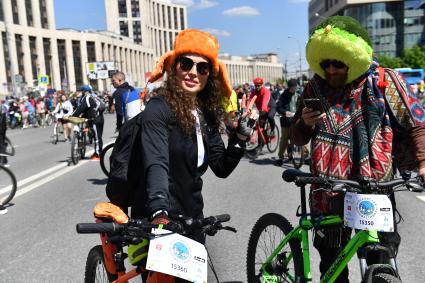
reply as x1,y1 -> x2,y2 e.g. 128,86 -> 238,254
38,75 -> 50,86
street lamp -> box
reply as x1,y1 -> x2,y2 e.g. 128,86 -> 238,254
288,35 -> 302,83
314,12 -> 327,20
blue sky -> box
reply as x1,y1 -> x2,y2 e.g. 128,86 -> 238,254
54,0 -> 310,72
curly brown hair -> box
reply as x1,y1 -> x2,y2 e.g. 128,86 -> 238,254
158,61 -> 225,135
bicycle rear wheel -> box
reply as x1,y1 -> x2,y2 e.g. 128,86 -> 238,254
247,213 -> 303,283
0,165 -> 18,206
291,145 -> 305,169
4,137 -> 15,156
266,125 -> 280,153
100,143 -> 114,177
45,114 -> 53,126
84,245 -> 118,283
71,132 -> 80,165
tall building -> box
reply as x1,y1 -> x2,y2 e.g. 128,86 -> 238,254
219,53 -> 284,86
0,0 -> 156,95
104,0 -> 188,56
308,0 -> 425,57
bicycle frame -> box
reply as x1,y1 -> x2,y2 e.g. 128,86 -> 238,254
97,219 -> 175,283
261,214 -> 381,283
260,183 -> 386,283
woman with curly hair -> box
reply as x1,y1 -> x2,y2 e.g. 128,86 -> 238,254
130,29 -> 254,245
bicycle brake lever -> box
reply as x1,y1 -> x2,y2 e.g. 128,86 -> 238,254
222,226 -> 237,233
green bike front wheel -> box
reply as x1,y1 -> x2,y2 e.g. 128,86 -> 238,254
247,213 -> 304,283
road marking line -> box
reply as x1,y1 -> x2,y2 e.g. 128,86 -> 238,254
417,196 -> 425,203
14,159 -> 88,198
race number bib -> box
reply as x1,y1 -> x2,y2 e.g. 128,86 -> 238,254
344,193 -> 394,232
146,229 -> 208,282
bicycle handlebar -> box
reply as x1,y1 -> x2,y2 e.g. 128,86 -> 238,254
76,214 -> 233,236
282,168 -> 424,193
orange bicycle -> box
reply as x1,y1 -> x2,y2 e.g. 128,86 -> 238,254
77,202 -> 236,283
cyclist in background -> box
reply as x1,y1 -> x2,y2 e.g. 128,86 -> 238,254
276,79 -> 299,166
111,71 -> 134,131
52,93 -> 73,141
249,77 -> 277,143
291,16 -> 425,282
71,85 -> 103,160
0,100 -> 8,166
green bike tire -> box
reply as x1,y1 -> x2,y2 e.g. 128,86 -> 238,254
247,213 -> 304,283
371,273 -> 401,283
84,245 -> 118,283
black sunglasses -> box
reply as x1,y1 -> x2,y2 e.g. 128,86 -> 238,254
320,60 -> 347,70
177,57 -> 211,75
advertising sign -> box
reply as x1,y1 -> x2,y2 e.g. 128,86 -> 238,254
86,61 -> 116,79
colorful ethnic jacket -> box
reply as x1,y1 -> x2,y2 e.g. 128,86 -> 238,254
291,64 -> 425,213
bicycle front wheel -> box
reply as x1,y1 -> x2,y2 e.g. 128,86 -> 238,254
247,213 -> 303,283
71,133 -> 80,165
0,165 -> 18,206
5,137 -> 15,156
291,145 -> 305,169
100,143 -> 114,177
84,245 -> 117,283
79,132 -> 87,159
246,127 -> 259,151
266,125 -> 280,153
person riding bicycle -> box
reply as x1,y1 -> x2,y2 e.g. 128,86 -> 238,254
71,85 -> 104,160
52,93 -> 74,141
275,79 -> 299,166
126,30 -> 255,277
290,16 -> 425,283
249,77 -> 276,143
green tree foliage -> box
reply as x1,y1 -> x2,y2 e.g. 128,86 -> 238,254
376,54 -> 404,69
403,45 -> 425,69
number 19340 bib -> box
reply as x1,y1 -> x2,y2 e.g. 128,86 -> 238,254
344,193 -> 394,232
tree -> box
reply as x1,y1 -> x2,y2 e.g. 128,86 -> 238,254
376,54 -> 404,69
403,45 -> 425,69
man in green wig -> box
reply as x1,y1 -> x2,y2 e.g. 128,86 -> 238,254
291,16 -> 425,282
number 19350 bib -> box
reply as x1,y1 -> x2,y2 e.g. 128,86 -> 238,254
344,193 -> 394,232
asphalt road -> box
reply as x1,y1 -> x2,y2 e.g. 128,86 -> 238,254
1,114 -> 425,282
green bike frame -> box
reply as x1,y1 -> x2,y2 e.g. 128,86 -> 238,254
260,214 -> 380,283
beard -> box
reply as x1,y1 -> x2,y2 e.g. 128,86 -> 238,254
325,73 -> 348,89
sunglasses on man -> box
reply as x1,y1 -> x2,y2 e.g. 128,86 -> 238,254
177,56 -> 212,76
320,60 -> 347,70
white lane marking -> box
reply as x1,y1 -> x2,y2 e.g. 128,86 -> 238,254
0,163 -> 67,195
14,159 -> 88,198
417,196 -> 425,202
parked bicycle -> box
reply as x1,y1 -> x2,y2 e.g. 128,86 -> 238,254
245,118 -> 280,159
77,202 -> 236,283
0,158 -> 17,207
246,168 -> 424,283
99,142 -> 114,177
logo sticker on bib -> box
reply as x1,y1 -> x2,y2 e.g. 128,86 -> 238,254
344,193 -> 394,232
171,241 -> 190,262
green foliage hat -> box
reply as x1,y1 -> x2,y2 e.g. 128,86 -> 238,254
306,16 -> 373,83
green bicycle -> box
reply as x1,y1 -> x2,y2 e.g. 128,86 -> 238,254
246,169 -> 424,283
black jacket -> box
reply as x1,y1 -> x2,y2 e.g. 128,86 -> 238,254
72,94 -> 104,124
276,89 -> 297,127
131,96 -> 244,219
113,82 -> 134,129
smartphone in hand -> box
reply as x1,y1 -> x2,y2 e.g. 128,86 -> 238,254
303,98 -> 324,113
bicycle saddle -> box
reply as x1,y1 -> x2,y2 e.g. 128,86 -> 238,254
282,168 -> 312,183
94,202 -> 129,224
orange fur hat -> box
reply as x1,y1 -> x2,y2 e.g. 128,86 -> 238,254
149,29 -> 232,97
